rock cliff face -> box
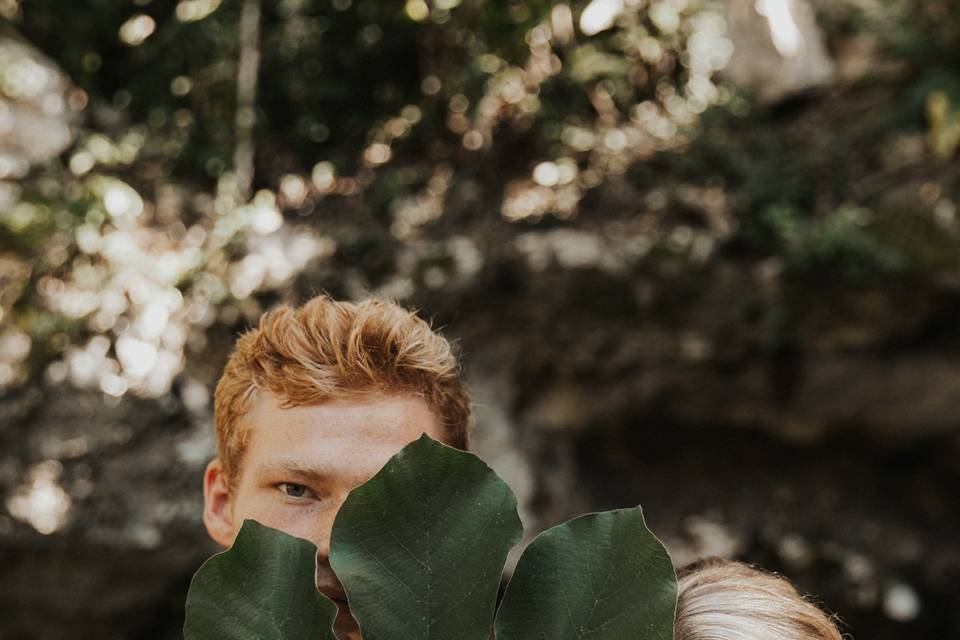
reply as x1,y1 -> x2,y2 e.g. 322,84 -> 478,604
1,250 -> 958,639
450,258 -> 960,639
720,0 -> 835,104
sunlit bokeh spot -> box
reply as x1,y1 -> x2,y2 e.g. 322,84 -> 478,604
69,151 -> 95,175
363,142 -> 392,166
311,161 -> 336,193
102,180 -> 145,220
5,460 -> 72,535
170,75 -> 193,96
532,161 -> 560,187
462,130 -> 484,150
755,0 -> 802,57
116,335 -> 158,379
883,582 -> 921,622
649,0 -> 681,34
175,0 -> 222,23
579,0 -> 624,36
118,14 -> 156,46
404,0 -> 429,22
247,190 -> 284,234
279,174 -> 307,207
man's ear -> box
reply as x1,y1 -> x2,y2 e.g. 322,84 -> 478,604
202,458 -> 236,548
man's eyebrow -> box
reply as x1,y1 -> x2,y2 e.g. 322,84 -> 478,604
253,460 -> 333,485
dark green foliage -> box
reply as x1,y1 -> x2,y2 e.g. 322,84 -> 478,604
329,434 -> 523,640
8,0 -> 960,397
184,435 -> 678,639
495,508 -> 677,640
184,520 -> 339,640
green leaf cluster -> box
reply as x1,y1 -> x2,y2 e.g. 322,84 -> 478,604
185,435 -> 678,639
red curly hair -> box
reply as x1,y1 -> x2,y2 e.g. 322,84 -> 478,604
213,295 -> 471,485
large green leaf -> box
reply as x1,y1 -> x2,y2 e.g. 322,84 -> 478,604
184,519 -> 339,640
329,433 -> 523,640
494,507 -> 678,640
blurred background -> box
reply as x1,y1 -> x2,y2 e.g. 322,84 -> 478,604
1,0 -> 959,637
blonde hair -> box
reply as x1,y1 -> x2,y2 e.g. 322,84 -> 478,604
213,295 -> 472,484
675,558 -> 843,640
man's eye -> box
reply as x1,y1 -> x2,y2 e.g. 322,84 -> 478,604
279,483 -> 312,499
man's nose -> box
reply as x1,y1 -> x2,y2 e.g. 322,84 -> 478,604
312,492 -> 348,559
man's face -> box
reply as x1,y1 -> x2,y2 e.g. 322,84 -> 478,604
202,390 -> 447,639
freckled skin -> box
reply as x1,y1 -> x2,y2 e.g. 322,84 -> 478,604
202,390 -> 448,640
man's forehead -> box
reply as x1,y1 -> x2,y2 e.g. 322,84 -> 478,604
237,390 -> 445,474
242,390 -> 440,437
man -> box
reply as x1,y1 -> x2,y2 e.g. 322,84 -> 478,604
201,295 -> 471,639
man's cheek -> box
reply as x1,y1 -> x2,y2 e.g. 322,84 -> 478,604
229,494 -> 284,534
238,498 -> 324,543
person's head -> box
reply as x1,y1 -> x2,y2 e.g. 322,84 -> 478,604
201,294 -> 470,637
674,557 -> 843,640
